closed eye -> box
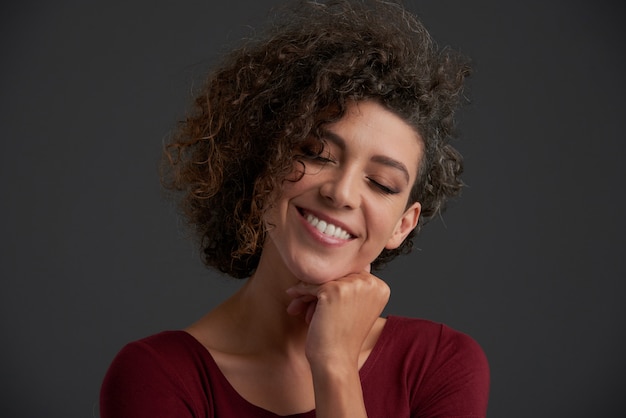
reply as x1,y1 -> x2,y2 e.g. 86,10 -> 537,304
310,154 -> 335,164
367,177 -> 399,195
299,143 -> 336,164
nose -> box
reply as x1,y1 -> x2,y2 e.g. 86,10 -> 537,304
319,168 -> 360,209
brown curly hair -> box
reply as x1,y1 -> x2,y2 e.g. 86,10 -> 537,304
161,0 -> 471,278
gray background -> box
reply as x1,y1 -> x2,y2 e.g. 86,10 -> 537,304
1,1 -> 624,417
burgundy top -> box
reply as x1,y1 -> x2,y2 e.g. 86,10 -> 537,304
100,316 -> 489,417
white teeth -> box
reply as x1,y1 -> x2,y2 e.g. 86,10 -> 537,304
305,213 -> 351,240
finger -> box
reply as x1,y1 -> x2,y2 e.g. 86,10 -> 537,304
286,295 -> 316,315
305,300 -> 317,324
286,282 -> 320,298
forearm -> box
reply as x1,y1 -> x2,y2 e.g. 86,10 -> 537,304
311,362 -> 368,418
287,273 -> 389,417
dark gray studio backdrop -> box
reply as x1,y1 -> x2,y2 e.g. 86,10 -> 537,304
1,1 -> 624,417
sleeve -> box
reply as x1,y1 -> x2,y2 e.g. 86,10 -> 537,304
99,339 -> 210,418
413,326 -> 490,418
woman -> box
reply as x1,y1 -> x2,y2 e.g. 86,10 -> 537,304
100,1 -> 490,416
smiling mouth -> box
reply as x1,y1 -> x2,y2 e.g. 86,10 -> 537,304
302,211 -> 353,240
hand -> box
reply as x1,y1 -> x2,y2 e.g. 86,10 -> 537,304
285,267 -> 390,368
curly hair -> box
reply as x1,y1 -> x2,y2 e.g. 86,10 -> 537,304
161,0 -> 471,278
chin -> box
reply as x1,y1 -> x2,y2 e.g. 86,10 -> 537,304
289,260 -> 363,285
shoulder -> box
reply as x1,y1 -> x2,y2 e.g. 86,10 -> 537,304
383,315 -> 488,365
100,331 -> 214,418
106,331 -> 207,380
381,316 -> 490,416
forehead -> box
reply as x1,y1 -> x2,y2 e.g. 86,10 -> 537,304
331,100 -> 421,141
324,100 -> 423,173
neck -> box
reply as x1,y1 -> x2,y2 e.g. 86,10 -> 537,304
205,239 -> 310,356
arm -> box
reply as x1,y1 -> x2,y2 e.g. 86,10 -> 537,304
309,359 -> 368,418
414,327 -> 490,418
286,270 -> 390,418
100,339 -> 203,418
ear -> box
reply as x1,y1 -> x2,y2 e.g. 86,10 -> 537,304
385,202 -> 421,250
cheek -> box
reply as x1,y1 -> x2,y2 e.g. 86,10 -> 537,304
281,170 -> 318,197
284,160 -> 308,183
262,182 -> 302,228
261,188 -> 286,229
368,203 -> 406,240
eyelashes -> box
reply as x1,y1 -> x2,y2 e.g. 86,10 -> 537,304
367,177 -> 399,195
296,143 -> 400,196
298,143 -> 335,164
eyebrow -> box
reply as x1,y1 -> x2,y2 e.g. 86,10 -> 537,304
321,129 -> 411,184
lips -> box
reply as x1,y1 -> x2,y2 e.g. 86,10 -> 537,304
300,209 -> 354,240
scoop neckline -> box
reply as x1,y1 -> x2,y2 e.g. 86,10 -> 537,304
175,315 -> 398,417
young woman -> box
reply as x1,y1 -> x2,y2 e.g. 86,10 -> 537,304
100,1 -> 490,417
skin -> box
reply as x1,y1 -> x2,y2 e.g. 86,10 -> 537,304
186,100 -> 423,417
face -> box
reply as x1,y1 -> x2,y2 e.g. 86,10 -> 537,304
262,100 -> 423,284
